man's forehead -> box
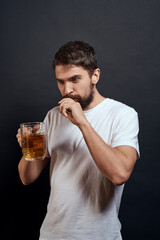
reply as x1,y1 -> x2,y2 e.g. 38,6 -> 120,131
55,65 -> 87,78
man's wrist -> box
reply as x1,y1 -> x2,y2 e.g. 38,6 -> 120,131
77,119 -> 91,131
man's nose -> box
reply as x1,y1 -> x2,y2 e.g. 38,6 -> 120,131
64,82 -> 73,95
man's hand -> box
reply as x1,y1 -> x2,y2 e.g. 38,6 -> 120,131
16,125 -> 40,148
58,98 -> 88,127
16,128 -> 22,147
17,127 -> 50,185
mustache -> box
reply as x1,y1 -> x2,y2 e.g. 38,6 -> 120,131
62,94 -> 81,101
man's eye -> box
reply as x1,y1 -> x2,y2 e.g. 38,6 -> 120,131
57,80 -> 64,84
72,77 -> 79,83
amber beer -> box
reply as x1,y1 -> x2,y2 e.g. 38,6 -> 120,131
20,122 -> 47,161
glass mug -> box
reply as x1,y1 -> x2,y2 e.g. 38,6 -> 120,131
20,122 -> 47,161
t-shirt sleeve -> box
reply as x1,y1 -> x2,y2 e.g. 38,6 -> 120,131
44,112 -> 51,159
111,108 -> 140,157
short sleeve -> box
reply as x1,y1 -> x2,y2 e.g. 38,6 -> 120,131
111,108 -> 140,157
44,112 -> 51,159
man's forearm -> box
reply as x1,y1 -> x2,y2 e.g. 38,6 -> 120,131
78,121 -> 136,186
18,156 -> 45,185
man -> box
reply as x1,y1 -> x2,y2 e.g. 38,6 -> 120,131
17,41 -> 139,240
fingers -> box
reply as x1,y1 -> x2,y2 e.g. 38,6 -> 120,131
16,128 -> 22,147
59,102 -> 70,117
58,98 -> 74,117
33,125 -> 40,133
16,128 -> 21,139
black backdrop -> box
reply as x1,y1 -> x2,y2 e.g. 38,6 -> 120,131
1,0 -> 160,239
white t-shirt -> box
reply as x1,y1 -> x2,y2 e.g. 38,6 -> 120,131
39,98 -> 139,240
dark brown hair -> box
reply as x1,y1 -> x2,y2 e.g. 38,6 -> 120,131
52,41 -> 98,77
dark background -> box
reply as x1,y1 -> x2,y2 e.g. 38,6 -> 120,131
1,0 -> 160,239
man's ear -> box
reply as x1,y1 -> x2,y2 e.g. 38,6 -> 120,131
92,68 -> 100,84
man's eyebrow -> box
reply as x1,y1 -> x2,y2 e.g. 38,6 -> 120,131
69,74 -> 81,80
56,75 -> 82,81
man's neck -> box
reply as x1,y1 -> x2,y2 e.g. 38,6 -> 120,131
84,88 -> 106,111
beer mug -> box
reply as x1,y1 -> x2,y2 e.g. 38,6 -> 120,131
20,122 -> 47,161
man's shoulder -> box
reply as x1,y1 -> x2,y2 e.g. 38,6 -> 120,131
107,98 -> 136,112
105,98 -> 137,119
44,106 -> 59,121
47,106 -> 59,115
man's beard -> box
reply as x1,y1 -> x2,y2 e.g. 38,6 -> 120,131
62,85 -> 94,110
